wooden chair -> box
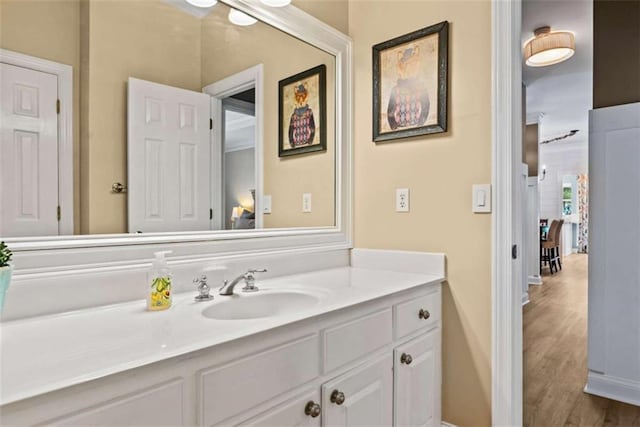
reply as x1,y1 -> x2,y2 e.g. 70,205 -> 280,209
541,219 -> 563,274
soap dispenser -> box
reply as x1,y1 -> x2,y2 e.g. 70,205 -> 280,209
147,251 -> 173,311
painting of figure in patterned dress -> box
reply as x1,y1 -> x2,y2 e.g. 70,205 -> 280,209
373,22 -> 449,142
278,65 -> 326,157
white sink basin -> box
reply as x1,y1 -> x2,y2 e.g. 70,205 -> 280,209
202,290 -> 322,320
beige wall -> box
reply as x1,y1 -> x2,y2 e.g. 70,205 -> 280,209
349,1 -> 493,425
0,0 -> 82,233
201,4 -> 336,228
293,0 -> 349,34
82,0 -> 202,234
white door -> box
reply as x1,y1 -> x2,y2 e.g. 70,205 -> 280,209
321,354 -> 393,427
128,78 -> 211,233
394,330 -> 441,427
238,389 -> 321,427
0,63 -> 59,237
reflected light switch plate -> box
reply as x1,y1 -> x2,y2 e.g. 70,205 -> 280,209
263,195 -> 272,214
472,184 -> 491,213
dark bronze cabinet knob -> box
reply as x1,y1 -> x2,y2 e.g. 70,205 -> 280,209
330,389 -> 346,405
401,353 -> 413,365
305,401 -> 321,418
419,308 -> 431,320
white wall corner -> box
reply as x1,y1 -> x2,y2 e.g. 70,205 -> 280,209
528,275 -> 542,286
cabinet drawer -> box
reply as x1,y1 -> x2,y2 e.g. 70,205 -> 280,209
199,334 -> 320,426
394,290 -> 440,339
322,309 -> 392,373
237,388 -> 321,427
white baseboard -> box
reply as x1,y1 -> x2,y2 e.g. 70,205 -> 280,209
584,371 -> 640,407
528,275 -> 542,286
522,292 -> 530,306
442,422 -> 458,427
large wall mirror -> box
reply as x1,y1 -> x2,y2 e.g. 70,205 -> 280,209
0,0 -> 349,254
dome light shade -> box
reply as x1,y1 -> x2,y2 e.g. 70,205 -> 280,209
524,26 -> 575,67
228,9 -> 257,26
185,0 -> 217,7
260,0 -> 291,6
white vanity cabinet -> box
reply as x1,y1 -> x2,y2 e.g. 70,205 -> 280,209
0,283 -> 441,427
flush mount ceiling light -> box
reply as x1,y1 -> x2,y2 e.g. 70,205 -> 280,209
260,0 -> 291,6
524,26 -> 575,67
185,0 -> 217,7
228,9 -> 257,26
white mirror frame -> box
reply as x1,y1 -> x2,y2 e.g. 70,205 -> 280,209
7,0 -> 353,273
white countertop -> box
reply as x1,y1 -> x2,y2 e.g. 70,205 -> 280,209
0,266 -> 443,406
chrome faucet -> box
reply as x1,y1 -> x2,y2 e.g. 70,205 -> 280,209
193,275 -> 214,302
219,269 -> 267,296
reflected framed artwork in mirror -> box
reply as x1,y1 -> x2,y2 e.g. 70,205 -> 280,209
278,64 -> 327,157
372,21 -> 449,142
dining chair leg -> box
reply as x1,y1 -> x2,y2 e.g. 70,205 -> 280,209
550,247 -> 556,274
556,247 -> 562,271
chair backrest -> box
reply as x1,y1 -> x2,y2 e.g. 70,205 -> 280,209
547,220 -> 560,244
553,219 -> 564,244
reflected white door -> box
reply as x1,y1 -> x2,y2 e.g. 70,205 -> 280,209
0,63 -> 59,237
128,78 -> 211,233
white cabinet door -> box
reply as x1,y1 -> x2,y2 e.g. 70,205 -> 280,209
321,354 -> 393,427
128,77 -> 211,233
238,389 -> 321,427
394,330 -> 441,427
0,63 -> 59,237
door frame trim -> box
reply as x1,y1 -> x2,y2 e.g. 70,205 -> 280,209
203,64 -> 264,230
0,49 -> 74,235
491,0 -> 523,425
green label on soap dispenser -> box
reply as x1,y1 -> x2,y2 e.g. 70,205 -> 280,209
150,276 -> 172,310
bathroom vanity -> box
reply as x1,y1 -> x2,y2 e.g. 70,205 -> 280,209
0,250 -> 444,426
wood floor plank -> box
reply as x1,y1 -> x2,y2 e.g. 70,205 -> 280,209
523,255 -> 640,426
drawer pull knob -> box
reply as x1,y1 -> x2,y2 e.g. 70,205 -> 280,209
330,389 -> 346,405
401,353 -> 413,365
305,401 -> 321,418
419,309 -> 431,320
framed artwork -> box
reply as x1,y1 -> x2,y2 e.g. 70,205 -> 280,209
372,21 -> 449,142
278,64 -> 326,157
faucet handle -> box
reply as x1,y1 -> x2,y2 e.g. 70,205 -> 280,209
242,268 -> 266,293
193,275 -> 214,302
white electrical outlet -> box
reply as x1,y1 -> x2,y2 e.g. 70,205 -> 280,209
396,188 -> 409,212
302,193 -> 312,213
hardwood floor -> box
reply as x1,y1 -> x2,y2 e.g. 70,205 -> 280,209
524,254 -> 640,426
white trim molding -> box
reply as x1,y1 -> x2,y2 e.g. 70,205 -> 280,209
585,372 -> 640,407
491,0 -> 523,425
203,64 -> 264,230
0,48 -> 74,235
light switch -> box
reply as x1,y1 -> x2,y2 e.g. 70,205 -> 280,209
263,195 -> 272,214
472,184 -> 491,213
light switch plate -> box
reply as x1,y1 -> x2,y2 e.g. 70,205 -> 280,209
263,195 -> 272,214
472,184 -> 491,213
396,188 -> 409,212
302,193 -> 312,213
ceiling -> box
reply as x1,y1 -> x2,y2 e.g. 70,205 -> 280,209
522,0 -> 593,149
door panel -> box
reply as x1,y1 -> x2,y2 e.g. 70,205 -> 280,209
321,354 -> 392,427
0,62 -> 59,236
128,78 -> 211,233
394,330 -> 441,427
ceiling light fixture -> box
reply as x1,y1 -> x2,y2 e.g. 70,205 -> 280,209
185,0 -> 217,8
260,0 -> 291,6
228,9 -> 257,26
524,26 -> 575,67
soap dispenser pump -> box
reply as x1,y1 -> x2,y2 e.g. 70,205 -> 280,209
147,251 -> 173,311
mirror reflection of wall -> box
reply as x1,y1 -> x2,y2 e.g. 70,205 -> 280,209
0,0 -> 336,238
